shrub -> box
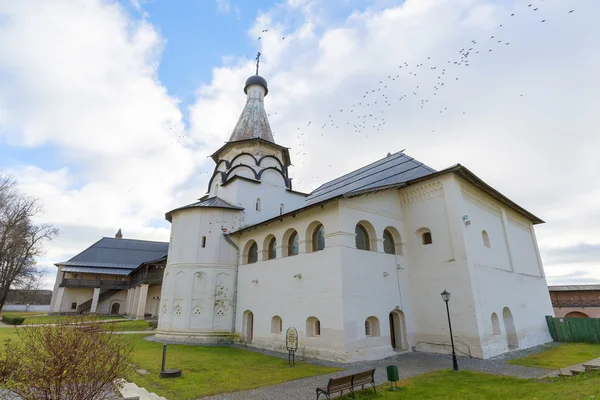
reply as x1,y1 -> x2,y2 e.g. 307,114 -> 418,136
0,317 -> 133,400
1,315 -> 25,325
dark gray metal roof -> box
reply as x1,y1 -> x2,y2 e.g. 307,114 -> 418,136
56,237 -> 169,272
231,157 -> 544,235
166,196 -> 243,222
61,266 -> 132,276
306,152 -> 436,206
548,285 -> 600,292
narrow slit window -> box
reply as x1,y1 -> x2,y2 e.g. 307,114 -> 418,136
422,231 -> 432,245
202,236 -> 207,248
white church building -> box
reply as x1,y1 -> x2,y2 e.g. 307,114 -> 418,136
50,72 -> 554,362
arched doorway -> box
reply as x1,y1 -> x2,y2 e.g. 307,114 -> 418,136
503,307 -> 518,350
389,310 -> 408,350
243,310 -> 254,343
565,311 -> 589,318
111,302 -> 120,315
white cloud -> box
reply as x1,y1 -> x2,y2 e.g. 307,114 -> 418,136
189,0 -> 599,285
0,0 -> 597,290
217,0 -> 231,13
0,1 -> 205,287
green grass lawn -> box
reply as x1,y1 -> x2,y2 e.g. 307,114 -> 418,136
338,370 -> 600,400
0,329 -> 19,342
20,314 -> 126,325
1,311 -> 127,325
124,335 -> 341,399
509,343 -> 600,369
108,320 -> 153,331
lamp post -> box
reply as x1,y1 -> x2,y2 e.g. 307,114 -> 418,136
441,290 -> 459,372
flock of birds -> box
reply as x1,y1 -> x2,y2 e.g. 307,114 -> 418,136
263,2 -> 576,187
169,1 -> 579,189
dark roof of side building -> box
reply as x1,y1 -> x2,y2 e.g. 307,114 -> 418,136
165,196 -> 244,222
56,237 -> 169,275
548,285 -> 600,291
231,152 -> 543,234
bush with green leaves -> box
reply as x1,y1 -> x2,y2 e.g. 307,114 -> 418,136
1,315 -> 25,325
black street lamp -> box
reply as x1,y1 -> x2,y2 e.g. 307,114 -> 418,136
441,289 -> 459,372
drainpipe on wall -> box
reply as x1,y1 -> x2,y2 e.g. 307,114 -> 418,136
223,233 -> 240,334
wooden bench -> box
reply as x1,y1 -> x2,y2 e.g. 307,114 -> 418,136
316,369 -> 376,399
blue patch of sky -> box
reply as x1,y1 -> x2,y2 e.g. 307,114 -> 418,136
119,1 -> 398,109
120,0 -> 280,109
0,143 -> 64,171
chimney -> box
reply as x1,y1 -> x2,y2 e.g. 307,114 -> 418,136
115,229 -> 123,239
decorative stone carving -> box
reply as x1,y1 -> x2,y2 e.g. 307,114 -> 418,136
399,182 -> 443,204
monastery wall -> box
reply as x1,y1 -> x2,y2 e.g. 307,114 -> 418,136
337,192 -> 413,361
234,203 -> 348,361
57,288 -> 94,313
401,176 -> 484,358
156,207 -> 238,343
458,177 -> 553,358
95,289 -> 128,315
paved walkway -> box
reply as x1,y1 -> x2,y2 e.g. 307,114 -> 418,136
201,350 -> 549,400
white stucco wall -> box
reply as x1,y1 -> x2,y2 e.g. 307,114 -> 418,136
458,178 -> 553,357
96,289 -> 128,314
234,203 -> 347,360
48,267 -> 64,312
337,193 -> 413,361
399,177 -> 483,358
156,207 -> 239,342
157,163 -> 553,361
58,288 -> 94,313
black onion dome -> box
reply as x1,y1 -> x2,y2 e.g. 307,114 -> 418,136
244,75 -> 268,96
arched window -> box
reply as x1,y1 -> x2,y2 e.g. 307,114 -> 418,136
482,230 -> 490,248
312,224 -> 325,252
268,237 -> 277,260
421,231 -> 432,245
355,224 -> 370,251
271,315 -> 283,333
383,230 -> 395,254
288,231 -> 299,256
491,313 -> 501,335
280,203 -> 284,215
306,316 -> 321,337
247,241 -> 258,264
365,316 -> 380,337
256,198 -> 261,212
214,183 -> 219,194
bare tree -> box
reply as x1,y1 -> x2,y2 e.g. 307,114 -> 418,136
0,173 -> 58,310
0,318 -> 133,399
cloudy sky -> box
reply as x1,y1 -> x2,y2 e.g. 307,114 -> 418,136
0,0 -> 597,289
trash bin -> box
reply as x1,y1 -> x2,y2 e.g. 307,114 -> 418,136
386,365 -> 399,382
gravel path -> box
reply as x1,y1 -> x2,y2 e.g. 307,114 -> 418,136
201,348 -> 550,400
